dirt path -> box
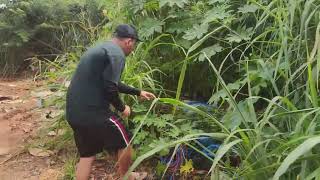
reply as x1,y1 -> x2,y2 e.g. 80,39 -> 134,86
0,80 -> 39,158
0,79 -> 62,180
0,79 -> 154,180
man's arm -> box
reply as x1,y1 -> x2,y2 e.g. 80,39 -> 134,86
118,82 -> 156,100
102,50 -> 126,112
104,81 -> 126,112
118,82 -> 141,96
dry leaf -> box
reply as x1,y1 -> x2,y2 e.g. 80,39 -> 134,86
39,169 -> 61,180
64,81 -> 70,88
32,91 -> 53,98
28,147 -> 53,157
47,131 -> 56,136
23,127 -> 31,133
57,129 -> 66,136
6,100 -> 23,104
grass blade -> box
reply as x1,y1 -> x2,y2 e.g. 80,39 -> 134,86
273,136 -> 320,180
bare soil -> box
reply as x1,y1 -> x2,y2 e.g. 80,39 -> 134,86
0,79 -> 153,180
0,79 -> 63,180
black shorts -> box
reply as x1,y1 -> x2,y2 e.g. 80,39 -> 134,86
70,114 -> 131,157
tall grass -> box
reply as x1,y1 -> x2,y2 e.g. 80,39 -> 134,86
36,0 -> 320,179
124,0 -> 320,179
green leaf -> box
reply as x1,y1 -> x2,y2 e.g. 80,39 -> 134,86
226,35 -> 242,43
0,21 -> 9,29
238,4 -> 259,13
161,114 -> 174,121
187,26 -> 224,55
208,0 -> 225,5
130,0 -> 145,13
140,18 -> 164,38
132,115 -> 145,123
133,130 -> 148,145
183,23 -> 209,40
133,104 -> 148,113
144,0 -> 159,11
198,44 -> 223,62
159,0 -> 189,8
226,26 -> 253,43
208,90 -> 227,104
222,112 -> 241,131
167,128 -> 181,138
180,122 -> 194,132
156,161 -> 166,176
153,117 -> 167,128
36,23 -> 56,29
202,5 -> 231,24
208,81 -> 243,104
149,138 -> 169,149
159,147 -> 170,156
176,38 -> 192,49
166,18 -> 194,35
209,139 -> 242,173
273,136 -> 320,180
15,30 -> 30,42
305,166 -> 320,180
222,101 -> 255,130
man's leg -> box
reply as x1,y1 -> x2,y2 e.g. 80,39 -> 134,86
76,156 -> 95,180
116,146 -> 147,180
117,146 -> 133,176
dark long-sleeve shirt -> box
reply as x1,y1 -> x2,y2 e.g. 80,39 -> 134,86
66,41 -> 140,126
105,81 -> 140,112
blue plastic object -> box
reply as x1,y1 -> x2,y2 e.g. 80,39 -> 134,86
195,136 -> 220,158
159,136 -> 221,179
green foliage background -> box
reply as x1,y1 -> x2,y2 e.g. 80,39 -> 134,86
0,0 -> 107,76
2,0 -> 320,179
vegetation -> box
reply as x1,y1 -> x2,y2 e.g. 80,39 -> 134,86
0,0 -> 107,76
1,0 -> 320,179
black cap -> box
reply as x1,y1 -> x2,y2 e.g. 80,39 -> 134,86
114,24 -> 142,42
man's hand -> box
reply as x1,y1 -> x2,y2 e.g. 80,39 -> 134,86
122,105 -> 131,118
140,91 -> 156,100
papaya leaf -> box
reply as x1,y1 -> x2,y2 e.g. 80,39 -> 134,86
198,44 -> 223,62
130,0 -> 145,13
226,26 -> 253,43
166,18 -> 194,35
159,0 -> 189,8
183,23 -> 209,40
140,18 -> 164,38
208,0 -> 225,5
238,4 -> 259,13
202,5 -> 231,24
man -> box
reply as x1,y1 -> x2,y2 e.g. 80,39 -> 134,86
66,24 -> 156,180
